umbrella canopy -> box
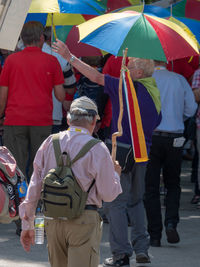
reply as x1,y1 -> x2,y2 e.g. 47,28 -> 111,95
104,0 -> 140,13
28,0 -> 105,15
115,5 -> 200,45
25,13 -> 103,56
65,25 -> 105,57
115,4 -> 171,17
25,13 -> 96,43
169,0 -> 200,20
167,16 -> 200,45
25,13 -> 95,26
78,11 -> 199,61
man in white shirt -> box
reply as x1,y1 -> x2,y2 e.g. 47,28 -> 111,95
42,27 -> 76,133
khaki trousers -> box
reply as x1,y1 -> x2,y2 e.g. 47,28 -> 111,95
3,125 -> 51,179
45,210 -> 102,267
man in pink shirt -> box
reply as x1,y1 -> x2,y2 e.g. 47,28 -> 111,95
19,96 -> 122,267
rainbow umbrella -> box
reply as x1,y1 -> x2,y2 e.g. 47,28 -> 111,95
25,13 -> 96,43
25,13 -> 106,56
78,11 -> 199,61
27,0 -> 103,40
28,0 -> 105,15
167,16 -> 200,45
25,13 -> 95,27
169,0 -> 200,20
115,5 -> 200,45
114,4 -> 171,17
65,25 -> 106,57
25,0 -> 140,42
104,0 -> 140,13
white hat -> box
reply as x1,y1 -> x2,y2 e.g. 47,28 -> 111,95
70,96 -> 100,120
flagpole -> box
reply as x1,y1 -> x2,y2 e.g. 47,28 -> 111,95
111,48 -> 128,161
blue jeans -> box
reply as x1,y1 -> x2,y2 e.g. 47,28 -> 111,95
104,164 -> 149,257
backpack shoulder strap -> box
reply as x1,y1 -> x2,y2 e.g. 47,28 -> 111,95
52,133 -> 63,166
71,139 -> 101,164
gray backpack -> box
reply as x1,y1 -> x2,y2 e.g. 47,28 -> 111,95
41,133 -> 101,220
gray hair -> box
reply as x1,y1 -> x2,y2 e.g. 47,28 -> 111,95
130,58 -> 155,78
67,107 -> 95,125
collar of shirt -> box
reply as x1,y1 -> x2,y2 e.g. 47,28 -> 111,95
67,126 -> 90,135
154,66 -> 166,70
23,46 -> 42,52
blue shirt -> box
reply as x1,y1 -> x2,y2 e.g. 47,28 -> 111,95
153,67 -> 197,133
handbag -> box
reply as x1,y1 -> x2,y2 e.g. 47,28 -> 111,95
105,139 -> 135,173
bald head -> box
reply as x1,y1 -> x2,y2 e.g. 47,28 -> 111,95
128,58 -> 155,79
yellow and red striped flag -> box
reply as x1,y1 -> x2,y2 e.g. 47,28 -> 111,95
122,69 -> 148,163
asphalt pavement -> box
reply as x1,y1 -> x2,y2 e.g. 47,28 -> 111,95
0,160 -> 199,267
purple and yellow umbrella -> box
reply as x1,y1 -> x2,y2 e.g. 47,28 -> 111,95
78,11 -> 199,61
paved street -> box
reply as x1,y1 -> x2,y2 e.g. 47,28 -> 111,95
0,160 -> 199,267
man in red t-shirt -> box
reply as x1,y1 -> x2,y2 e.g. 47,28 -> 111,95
0,21 -> 65,180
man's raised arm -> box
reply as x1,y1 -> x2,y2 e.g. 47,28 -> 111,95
52,40 -> 105,86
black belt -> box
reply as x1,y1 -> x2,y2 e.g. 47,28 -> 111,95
153,131 -> 183,138
85,205 -> 97,211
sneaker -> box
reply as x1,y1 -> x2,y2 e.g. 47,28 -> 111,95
150,238 -> 161,247
166,223 -> 180,244
196,200 -> 200,209
103,254 -> 130,267
136,252 -> 151,263
190,195 -> 200,204
14,219 -> 21,236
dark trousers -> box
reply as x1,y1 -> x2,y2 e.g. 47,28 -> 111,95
144,135 -> 182,240
3,125 -> 51,179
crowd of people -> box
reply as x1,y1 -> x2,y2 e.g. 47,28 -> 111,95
0,21 -> 199,267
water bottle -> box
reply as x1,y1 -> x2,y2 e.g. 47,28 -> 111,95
34,208 -> 44,244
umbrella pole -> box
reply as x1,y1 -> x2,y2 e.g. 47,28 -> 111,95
50,13 -> 57,53
51,13 -> 53,55
170,4 -> 172,17
111,48 -> 128,161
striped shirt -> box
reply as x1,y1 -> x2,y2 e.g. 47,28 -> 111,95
192,69 -> 200,128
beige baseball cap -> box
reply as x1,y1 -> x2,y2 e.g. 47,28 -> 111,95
70,96 -> 100,120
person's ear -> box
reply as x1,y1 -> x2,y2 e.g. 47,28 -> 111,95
138,69 -> 144,78
92,116 -> 97,126
40,34 -> 45,45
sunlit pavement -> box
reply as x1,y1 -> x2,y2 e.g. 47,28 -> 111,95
0,160 -> 199,267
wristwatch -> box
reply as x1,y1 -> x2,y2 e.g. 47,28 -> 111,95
69,55 -> 76,64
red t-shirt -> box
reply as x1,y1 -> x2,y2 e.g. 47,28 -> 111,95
0,47 -> 64,126
103,55 -> 129,78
